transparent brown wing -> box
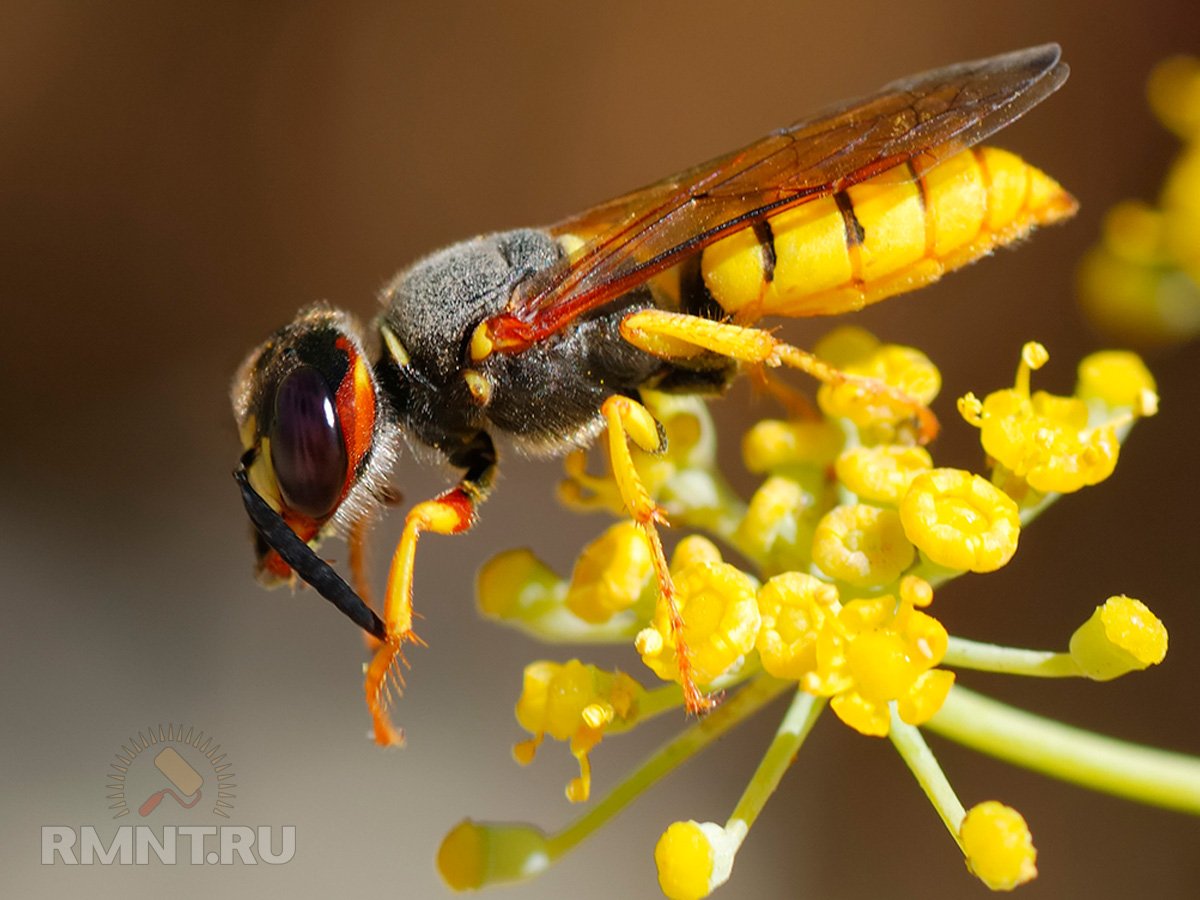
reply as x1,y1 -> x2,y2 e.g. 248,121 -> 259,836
485,44 -> 1068,352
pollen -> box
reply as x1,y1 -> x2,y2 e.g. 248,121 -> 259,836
565,522 -> 654,624
637,556 -> 761,687
900,469 -> 1020,573
1069,595 -> 1168,681
811,503 -> 915,588
960,801 -> 1038,891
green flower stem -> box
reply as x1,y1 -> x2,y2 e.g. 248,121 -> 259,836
889,709 -> 967,842
725,690 -> 826,845
545,675 -> 790,860
926,685 -> 1200,815
944,636 -> 1081,677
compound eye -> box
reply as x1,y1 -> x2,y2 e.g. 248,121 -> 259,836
269,365 -> 349,519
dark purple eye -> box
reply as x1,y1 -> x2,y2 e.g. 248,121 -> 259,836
269,365 -> 348,519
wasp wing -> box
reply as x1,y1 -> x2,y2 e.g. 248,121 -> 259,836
488,44 -> 1067,350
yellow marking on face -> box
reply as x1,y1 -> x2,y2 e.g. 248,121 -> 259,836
381,323 -> 411,368
247,437 -> 283,512
463,369 -> 492,406
469,321 -> 494,362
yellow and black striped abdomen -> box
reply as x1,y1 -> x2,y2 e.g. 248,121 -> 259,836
697,147 -> 1077,321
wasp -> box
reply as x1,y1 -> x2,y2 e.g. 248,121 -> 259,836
232,45 -> 1076,746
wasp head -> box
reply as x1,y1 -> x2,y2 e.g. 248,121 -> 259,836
231,304 -> 398,586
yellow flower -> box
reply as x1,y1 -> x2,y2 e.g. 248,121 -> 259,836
558,392 -> 712,516
741,418 -> 844,474
835,444 -> 933,505
1076,350 -> 1158,411
735,475 -> 824,576
977,389 -> 1120,494
811,503 -> 915,588
513,660 -> 643,802
755,572 -> 838,680
1147,55 -> 1200,138
804,579 -> 953,736
900,468 -> 1020,573
476,548 -> 560,622
815,328 -> 941,435
968,343 -> 1122,495
1069,595 -> 1168,681
960,801 -> 1038,891
564,522 -> 653,624
636,552 -> 761,687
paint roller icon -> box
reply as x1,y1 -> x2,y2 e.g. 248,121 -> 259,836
138,747 -> 203,816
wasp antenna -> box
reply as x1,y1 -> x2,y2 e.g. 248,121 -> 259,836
234,466 -> 387,641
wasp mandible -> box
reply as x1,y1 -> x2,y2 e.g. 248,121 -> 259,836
232,45 -> 1076,745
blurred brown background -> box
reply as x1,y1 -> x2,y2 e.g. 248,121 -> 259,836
2,1 -> 1198,897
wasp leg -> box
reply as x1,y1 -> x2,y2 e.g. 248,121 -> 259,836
621,310 -> 938,442
747,363 -> 820,421
348,518 -> 381,651
365,432 -> 496,747
601,394 -> 714,716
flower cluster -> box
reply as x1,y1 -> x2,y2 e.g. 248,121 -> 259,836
1079,55 -> 1200,345
439,327 -> 1190,898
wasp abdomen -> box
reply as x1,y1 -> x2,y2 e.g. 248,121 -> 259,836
699,146 -> 1078,320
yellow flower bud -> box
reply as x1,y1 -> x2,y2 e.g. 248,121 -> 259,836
1069,595 -> 1168,680
565,522 -> 653,624
742,418 -> 843,473
1076,351 -> 1157,410
437,819 -> 551,891
476,548 -> 559,621
960,801 -> 1038,891
655,820 -> 737,900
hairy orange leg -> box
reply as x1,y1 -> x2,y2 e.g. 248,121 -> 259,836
348,518 -> 382,652
601,394 -> 713,715
621,310 -> 939,442
365,479 -> 488,747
